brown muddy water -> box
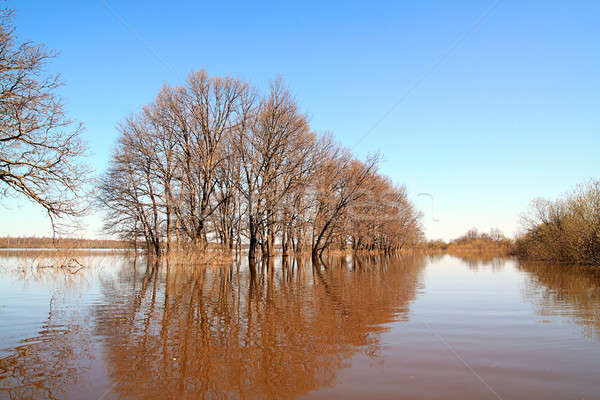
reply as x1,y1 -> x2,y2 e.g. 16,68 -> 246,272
1,252 -> 600,399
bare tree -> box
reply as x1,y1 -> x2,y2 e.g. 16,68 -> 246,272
232,79 -> 313,265
0,7 -> 89,233
98,117 -> 164,255
171,71 -> 250,248
309,142 -> 378,259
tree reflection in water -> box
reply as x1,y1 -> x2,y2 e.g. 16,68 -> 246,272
3,254 -> 600,399
94,255 -> 426,399
0,259 -> 97,400
518,261 -> 600,340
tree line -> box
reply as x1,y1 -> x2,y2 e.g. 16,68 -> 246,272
96,71 -> 423,263
423,227 -> 511,254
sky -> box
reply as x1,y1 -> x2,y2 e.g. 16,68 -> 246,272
1,0 -> 598,241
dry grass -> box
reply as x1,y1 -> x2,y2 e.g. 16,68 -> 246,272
158,249 -> 236,267
0,248 -> 134,258
421,236 -> 514,258
0,236 -> 136,249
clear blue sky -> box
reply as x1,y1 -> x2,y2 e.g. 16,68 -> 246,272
1,0 -> 598,241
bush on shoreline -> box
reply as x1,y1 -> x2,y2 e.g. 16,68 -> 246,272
514,180 -> 600,266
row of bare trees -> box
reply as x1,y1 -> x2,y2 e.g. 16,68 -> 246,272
97,70 -> 422,263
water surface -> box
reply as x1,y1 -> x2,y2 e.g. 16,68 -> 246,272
1,252 -> 599,399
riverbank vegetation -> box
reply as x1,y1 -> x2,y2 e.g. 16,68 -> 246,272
97,71 -> 423,262
515,180 -> 600,266
423,228 -> 512,256
423,180 -> 600,267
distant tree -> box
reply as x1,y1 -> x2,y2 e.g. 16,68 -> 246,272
489,227 -> 505,242
0,7 -> 89,233
465,228 -> 479,240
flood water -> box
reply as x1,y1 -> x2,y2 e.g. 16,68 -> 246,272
1,252 -> 600,399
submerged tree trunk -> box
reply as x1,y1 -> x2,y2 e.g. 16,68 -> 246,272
248,215 -> 259,276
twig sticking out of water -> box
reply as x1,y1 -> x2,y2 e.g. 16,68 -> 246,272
36,258 -> 87,274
